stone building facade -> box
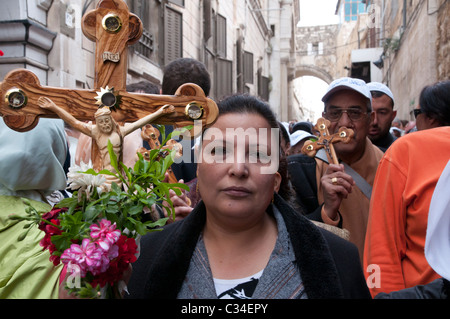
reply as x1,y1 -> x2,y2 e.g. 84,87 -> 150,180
375,0 -> 449,120
293,0 -> 449,122
336,0 -> 449,120
0,0 -> 301,121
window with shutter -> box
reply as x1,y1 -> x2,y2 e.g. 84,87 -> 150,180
164,6 -> 183,65
168,0 -> 184,7
204,0 -> 212,41
243,51 -> 254,84
260,77 -> 270,101
130,0 -> 160,60
215,58 -> 232,100
215,14 -> 227,58
204,49 -> 215,90
257,68 -> 269,101
236,37 -> 243,91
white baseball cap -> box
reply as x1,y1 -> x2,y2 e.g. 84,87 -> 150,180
367,82 -> 395,105
322,77 -> 372,110
290,130 -> 316,146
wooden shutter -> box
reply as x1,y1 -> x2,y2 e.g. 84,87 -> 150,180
243,51 -> 254,84
164,6 -> 182,65
215,58 -> 232,100
203,0 -> 212,41
258,68 -> 269,101
215,14 -> 227,58
168,0 -> 184,7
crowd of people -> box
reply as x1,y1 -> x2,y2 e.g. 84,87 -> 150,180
1,56 -> 449,300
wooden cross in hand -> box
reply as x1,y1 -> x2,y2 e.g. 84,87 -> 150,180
302,118 -> 354,164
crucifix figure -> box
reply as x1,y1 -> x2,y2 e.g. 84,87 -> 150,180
0,0 -> 218,187
38,97 -> 174,188
302,118 -> 354,164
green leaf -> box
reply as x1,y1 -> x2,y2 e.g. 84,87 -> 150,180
171,182 -> 190,191
81,168 -> 99,175
168,125 -> 193,140
144,217 -> 169,228
56,197 -> 79,210
107,140 -> 119,173
51,234 -> 75,252
120,163 -> 132,182
128,204 -> 144,216
111,182 -> 122,194
96,169 -> 117,176
84,205 -> 100,222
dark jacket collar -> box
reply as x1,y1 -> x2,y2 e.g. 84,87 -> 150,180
141,194 -> 344,299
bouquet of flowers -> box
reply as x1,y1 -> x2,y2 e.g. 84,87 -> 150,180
11,128 -> 189,298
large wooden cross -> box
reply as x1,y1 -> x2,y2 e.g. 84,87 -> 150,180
302,118 -> 354,164
0,0 -> 218,170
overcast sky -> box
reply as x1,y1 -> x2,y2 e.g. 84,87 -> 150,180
297,0 -> 340,27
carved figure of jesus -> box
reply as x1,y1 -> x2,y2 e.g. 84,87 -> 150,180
37,96 -> 175,188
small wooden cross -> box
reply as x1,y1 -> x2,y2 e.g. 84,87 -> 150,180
0,0 -> 218,171
301,118 -> 354,164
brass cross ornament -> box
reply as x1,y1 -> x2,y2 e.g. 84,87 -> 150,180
302,118 -> 354,164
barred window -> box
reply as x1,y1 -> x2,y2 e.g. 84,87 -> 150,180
130,0 -> 155,59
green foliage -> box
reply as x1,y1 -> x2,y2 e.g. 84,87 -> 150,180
12,126 -> 190,244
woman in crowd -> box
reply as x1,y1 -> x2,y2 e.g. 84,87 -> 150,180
126,94 -> 370,299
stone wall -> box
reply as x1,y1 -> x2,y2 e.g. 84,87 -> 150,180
436,0 -> 450,81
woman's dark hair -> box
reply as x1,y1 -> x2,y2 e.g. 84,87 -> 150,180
278,121 -> 290,148
419,80 -> 450,126
212,94 -> 298,208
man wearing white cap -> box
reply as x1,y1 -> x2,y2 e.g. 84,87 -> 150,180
367,82 -> 397,152
288,77 -> 384,261
287,129 -> 316,156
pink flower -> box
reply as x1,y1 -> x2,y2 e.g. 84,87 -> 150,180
90,219 -> 121,251
61,238 -> 109,276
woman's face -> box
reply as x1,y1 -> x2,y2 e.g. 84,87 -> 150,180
197,113 -> 281,224
415,105 -> 440,131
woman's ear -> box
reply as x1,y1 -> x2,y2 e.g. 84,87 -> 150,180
274,172 -> 282,193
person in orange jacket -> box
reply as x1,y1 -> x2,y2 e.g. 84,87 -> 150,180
364,80 -> 450,297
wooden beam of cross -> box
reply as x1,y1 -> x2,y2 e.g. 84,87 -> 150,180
301,118 -> 354,164
0,70 -> 217,132
0,0 -> 218,138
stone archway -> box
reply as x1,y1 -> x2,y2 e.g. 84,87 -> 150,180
288,24 -> 339,121
294,64 -> 334,84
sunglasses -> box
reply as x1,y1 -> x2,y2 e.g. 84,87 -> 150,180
324,108 -> 369,122
413,109 -> 423,119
